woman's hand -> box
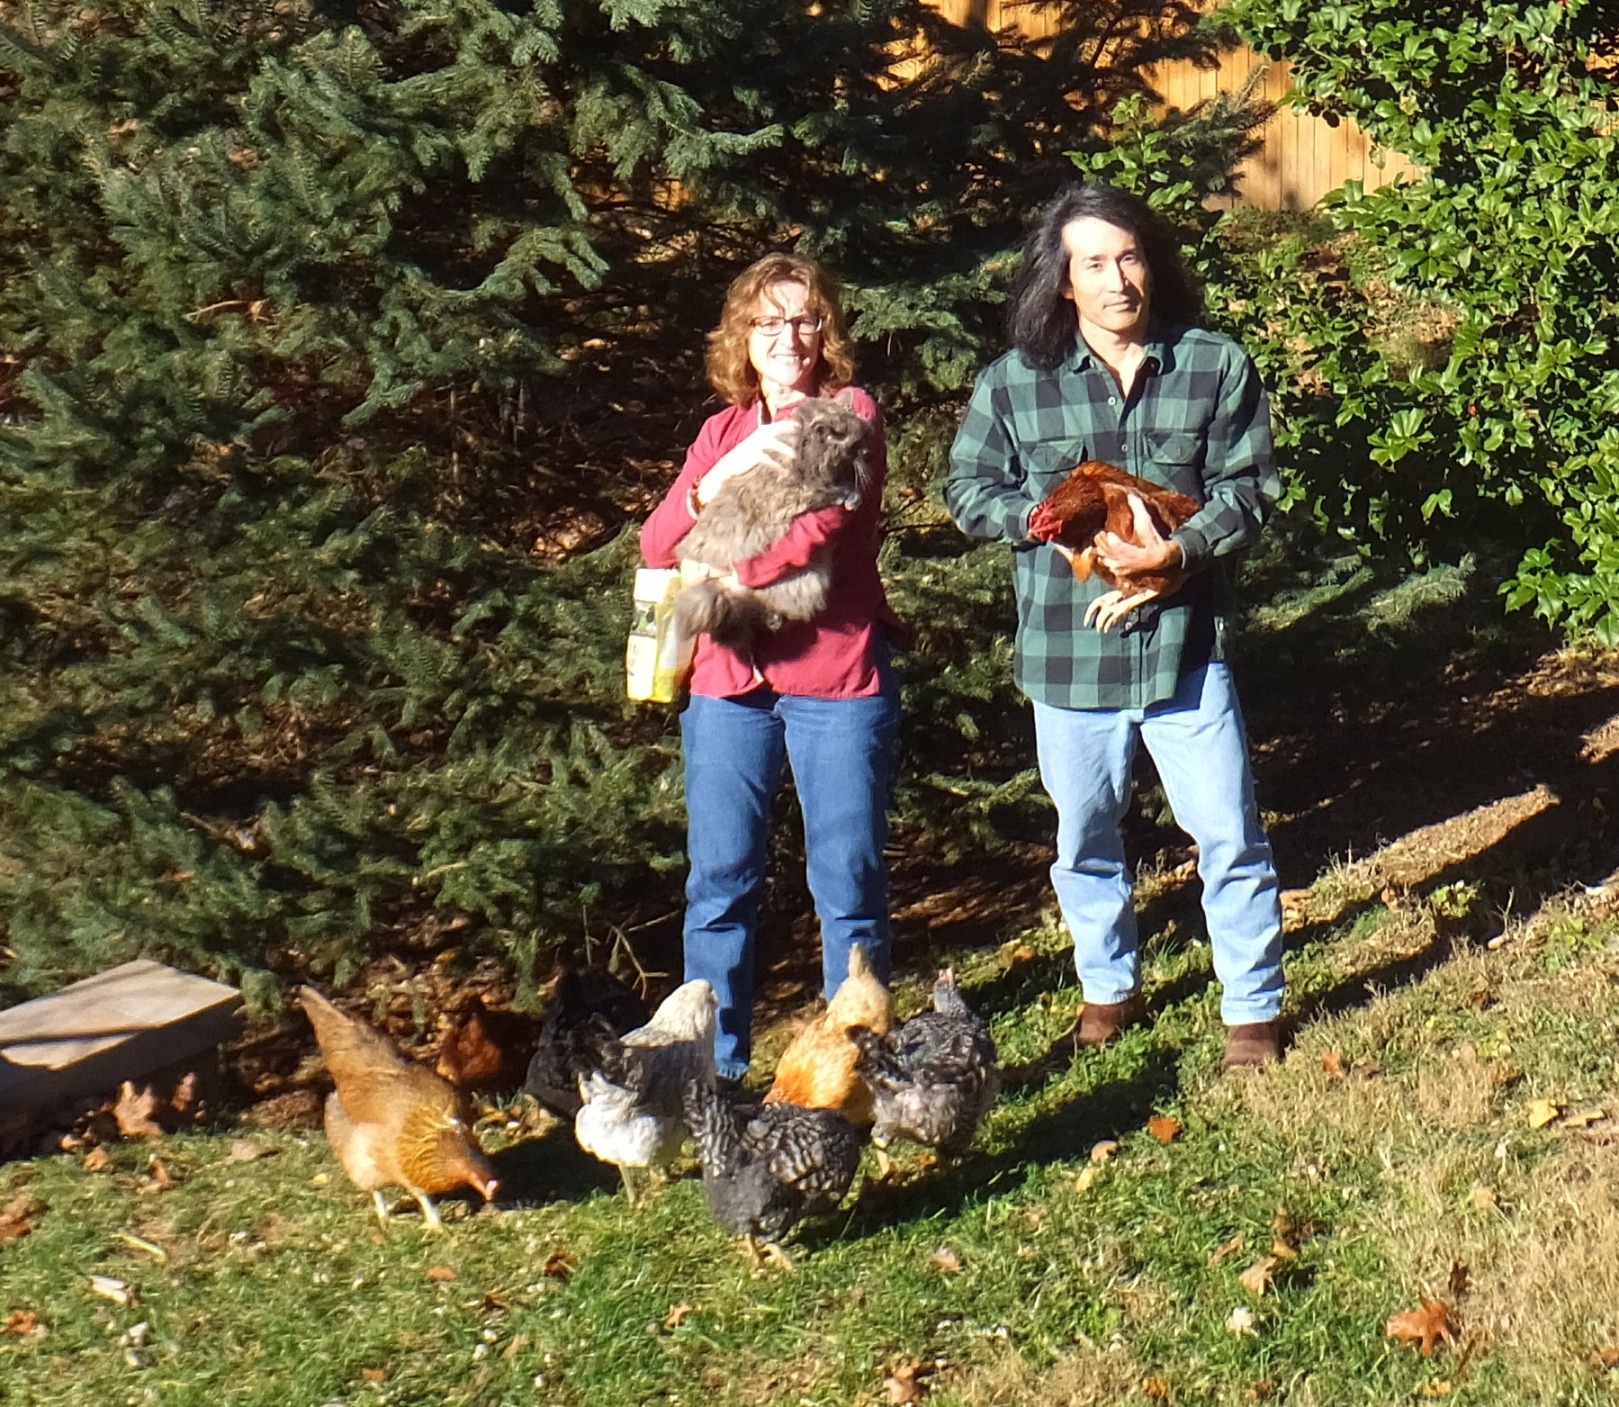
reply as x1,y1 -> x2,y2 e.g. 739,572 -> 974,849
693,418 -> 800,509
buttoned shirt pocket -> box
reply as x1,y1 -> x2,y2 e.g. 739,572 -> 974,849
1143,428 -> 1206,497
1022,439 -> 1087,500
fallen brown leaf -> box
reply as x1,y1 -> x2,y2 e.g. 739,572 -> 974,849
1386,1297 -> 1455,1357
1469,1184 -> 1500,1213
885,1359 -> 928,1404
542,1247 -> 577,1281
82,1146 -> 112,1173
664,1302 -> 694,1329
1562,1107 -> 1610,1130
1419,1380 -> 1453,1398
426,1265 -> 456,1282
1270,1207 -> 1299,1261
930,1247 -> 962,1274
1238,1256 -> 1277,1297
114,1083 -> 165,1140
1141,1376 -> 1172,1399
1146,1114 -> 1182,1144
1089,1140 -> 1119,1164
362,1368 -> 389,1384
1244,1380 -> 1275,1402
2,1310 -> 42,1337
1321,1050 -> 1347,1079
1209,1235 -> 1244,1266
146,1157 -> 175,1190
1526,1098 -> 1563,1130
1589,1345 -> 1619,1370
0,1193 -> 42,1242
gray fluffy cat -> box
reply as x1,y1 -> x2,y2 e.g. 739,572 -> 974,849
675,397 -> 871,651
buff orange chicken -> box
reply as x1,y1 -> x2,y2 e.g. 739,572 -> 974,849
298,986 -> 498,1232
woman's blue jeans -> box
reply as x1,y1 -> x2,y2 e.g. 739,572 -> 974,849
1032,662 -> 1284,1024
680,679 -> 900,1079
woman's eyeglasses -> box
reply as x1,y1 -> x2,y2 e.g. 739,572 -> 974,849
749,315 -> 823,338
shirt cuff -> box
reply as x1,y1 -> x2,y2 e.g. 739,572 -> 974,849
1172,526 -> 1208,571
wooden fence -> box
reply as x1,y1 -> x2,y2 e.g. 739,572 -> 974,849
927,0 -> 1419,210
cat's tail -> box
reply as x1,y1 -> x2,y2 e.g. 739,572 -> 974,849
673,578 -> 764,651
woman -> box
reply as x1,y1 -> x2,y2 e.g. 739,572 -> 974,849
640,253 -> 902,1082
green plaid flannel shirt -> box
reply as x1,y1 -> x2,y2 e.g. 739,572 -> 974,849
945,321 -> 1279,710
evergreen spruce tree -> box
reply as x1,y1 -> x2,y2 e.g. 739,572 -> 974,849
0,0 -> 1257,1005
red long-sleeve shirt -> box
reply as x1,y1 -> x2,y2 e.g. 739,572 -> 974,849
639,388 -> 899,699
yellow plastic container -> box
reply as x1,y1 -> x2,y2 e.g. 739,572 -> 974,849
625,567 -> 694,703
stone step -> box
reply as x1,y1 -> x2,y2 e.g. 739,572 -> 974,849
0,959 -> 243,1114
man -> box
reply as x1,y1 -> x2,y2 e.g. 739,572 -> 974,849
944,182 -> 1285,1069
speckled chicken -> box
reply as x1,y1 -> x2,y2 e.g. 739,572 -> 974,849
850,969 -> 1000,1161
521,964 -> 651,1119
572,979 -> 717,1204
682,1077 -> 863,1270
763,944 -> 895,1126
297,986 -> 499,1232
1027,460 -> 1201,631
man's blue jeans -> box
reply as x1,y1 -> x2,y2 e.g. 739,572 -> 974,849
1032,662 -> 1284,1024
680,679 -> 900,1079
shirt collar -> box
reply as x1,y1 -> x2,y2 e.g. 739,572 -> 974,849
1070,320 -> 1170,376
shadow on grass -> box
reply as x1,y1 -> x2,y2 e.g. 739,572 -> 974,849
836,1038 -> 1190,1235
489,1120 -> 620,1208
1292,925 -> 1466,1028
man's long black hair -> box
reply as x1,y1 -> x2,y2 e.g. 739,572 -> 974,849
1006,183 -> 1206,372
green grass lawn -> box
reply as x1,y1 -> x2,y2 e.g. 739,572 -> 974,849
5,559 -> 1619,1405
5,878 -> 1619,1406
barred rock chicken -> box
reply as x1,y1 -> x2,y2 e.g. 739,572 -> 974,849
572,979 -> 717,1205
297,986 -> 499,1232
851,969 -> 999,1165
682,1076 -> 864,1271
1027,460 -> 1201,631
763,944 -> 895,1126
521,964 -> 651,1119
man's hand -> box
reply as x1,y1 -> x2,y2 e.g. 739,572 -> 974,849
693,419 -> 800,509
1093,493 -> 1183,575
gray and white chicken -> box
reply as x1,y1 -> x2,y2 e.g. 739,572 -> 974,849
573,979 -> 717,1204
682,1077 -> 863,1270
850,969 -> 999,1165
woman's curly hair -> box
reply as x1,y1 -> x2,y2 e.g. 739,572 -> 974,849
706,254 -> 857,407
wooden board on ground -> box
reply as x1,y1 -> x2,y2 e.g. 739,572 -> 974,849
0,959 -> 243,1114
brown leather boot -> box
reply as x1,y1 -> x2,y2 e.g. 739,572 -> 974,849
1222,1019 -> 1282,1071
1077,994 -> 1146,1046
